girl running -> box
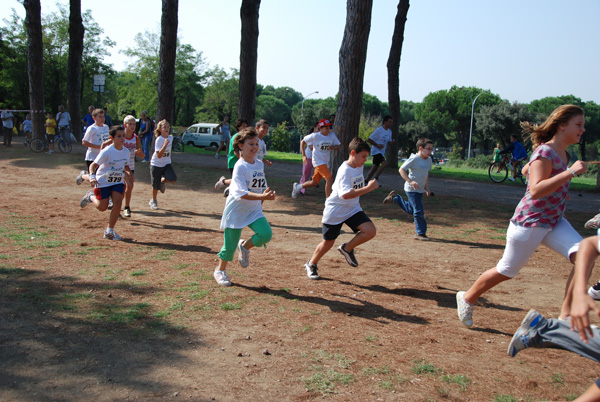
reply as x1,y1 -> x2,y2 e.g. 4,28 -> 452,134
80,125 -> 130,240
122,115 -> 144,217
149,120 -> 177,210
214,127 -> 275,286
457,104 -> 587,328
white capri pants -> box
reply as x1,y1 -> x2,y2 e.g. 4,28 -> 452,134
496,218 -> 581,278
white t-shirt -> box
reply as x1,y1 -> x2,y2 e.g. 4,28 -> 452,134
56,111 -> 71,127
369,126 -> 392,156
401,153 -> 433,193
220,159 -> 267,229
83,123 -> 110,161
93,145 -> 130,188
303,132 -> 341,168
1,111 -> 14,129
322,162 -> 364,225
303,134 -> 314,159
257,138 -> 267,161
151,135 -> 172,167
123,134 -> 138,171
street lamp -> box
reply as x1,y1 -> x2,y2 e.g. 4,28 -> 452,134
461,87 -> 488,159
301,91 -> 319,112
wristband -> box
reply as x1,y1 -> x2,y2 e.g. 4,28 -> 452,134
568,168 -> 577,177
89,173 -> 96,180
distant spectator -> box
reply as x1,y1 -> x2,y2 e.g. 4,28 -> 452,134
82,105 -> 95,130
103,107 -> 113,127
1,108 -> 15,147
23,113 -> 32,146
56,105 -> 71,143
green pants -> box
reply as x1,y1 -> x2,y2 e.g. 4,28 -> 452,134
217,217 -> 272,261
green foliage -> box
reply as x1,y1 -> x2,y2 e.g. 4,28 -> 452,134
269,122 -> 293,152
357,114 -> 381,141
475,101 -> 542,147
256,95 -> 290,126
195,67 -> 239,123
411,359 -> 440,374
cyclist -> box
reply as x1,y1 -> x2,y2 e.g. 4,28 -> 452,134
499,134 -> 528,181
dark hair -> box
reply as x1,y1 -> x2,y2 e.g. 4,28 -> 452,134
233,127 -> 258,157
235,119 -> 248,130
416,138 -> 433,149
109,125 -> 124,137
382,115 -> 392,123
521,104 -> 584,149
348,137 -> 370,154
92,108 -> 104,117
255,119 -> 269,128
309,121 -> 319,134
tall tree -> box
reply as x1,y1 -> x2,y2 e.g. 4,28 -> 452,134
23,0 -> 45,139
386,0 -> 410,168
238,0 -> 260,124
67,0 -> 84,140
156,0 -> 179,123
333,0 -> 373,172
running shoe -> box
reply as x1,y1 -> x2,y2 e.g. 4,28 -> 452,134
215,176 -> 227,191
214,269 -> 232,286
291,182 -> 301,199
456,291 -> 474,328
376,179 -> 382,188
383,190 -> 397,205
304,261 -> 319,280
149,199 -> 158,210
507,310 -> 544,357
160,181 -> 166,193
588,284 -> 600,301
585,213 -> 600,230
123,207 -> 131,218
215,153 -> 220,160
80,190 -> 94,208
107,198 -> 113,210
237,239 -> 250,268
338,243 -> 358,267
103,228 -> 122,241
414,234 -> 430,241
76,170 -> 86,185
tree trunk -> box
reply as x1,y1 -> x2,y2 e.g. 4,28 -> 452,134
23,0 -> 45,140
332,0 -> 373,173
67,0 -> 84,140
386,0 -> 410,169
238,0 -> 261,124
156,0 -> 179,124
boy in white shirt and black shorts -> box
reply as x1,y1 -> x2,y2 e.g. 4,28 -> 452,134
303,137 -> 379,279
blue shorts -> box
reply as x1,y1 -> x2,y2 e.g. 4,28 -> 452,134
94,184 -> 125,200
322,211 -> 371,241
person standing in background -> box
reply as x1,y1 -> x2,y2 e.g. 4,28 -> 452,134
1,109 -> 15,147
56,105 -> 71,144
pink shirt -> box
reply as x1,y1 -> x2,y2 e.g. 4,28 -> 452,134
511,144 -> 571,228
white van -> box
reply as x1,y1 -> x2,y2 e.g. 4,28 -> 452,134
181,123 -> 220,147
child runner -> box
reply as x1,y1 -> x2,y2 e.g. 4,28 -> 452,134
149,120 -> 177,210
23,114 -> 32,147
303,138 -> 378,279
383,138 -> 434,240
298,122 -> 319,195
507,232 -> 600,401
79,125 -> 130,240
44,112 -> 57,154
214,127 -> 275,286
365,115 -> 395,186
456,104 -> 588,328
255,119 -> 273,167
492,142 -> 503,172
292,118 -> 341,199
215,115 -> 230,159
77,108 -> 109,185
214,119 -> 249,196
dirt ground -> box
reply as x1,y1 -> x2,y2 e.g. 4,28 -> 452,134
0,144 -> 599,402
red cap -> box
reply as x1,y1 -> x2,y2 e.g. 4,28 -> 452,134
318,119 -> 332,128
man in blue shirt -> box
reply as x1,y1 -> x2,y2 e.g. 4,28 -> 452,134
500,135 -> 528,181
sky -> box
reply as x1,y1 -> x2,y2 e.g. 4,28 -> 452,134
8,0 -> 600,105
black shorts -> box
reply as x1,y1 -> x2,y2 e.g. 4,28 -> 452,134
150,164 -> 177,189
372,153 -> 385,166
322,211 -> 372,241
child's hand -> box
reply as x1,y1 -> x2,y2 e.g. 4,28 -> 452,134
302,155 -> 307,165
262,187 -> 276,200
571,160 -> 587,176
366,179 -> 378,190
426,188 -> 431,197
135,149 -> 145,158
409,180 -> 420,191
265,160 -> 273,167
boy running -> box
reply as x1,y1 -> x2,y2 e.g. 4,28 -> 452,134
77,108 -> 109,185
303,138 -> 378,279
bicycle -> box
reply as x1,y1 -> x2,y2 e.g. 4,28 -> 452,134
488,154 -> 526,184
30,132 -> 72,153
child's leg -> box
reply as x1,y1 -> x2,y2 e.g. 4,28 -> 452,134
242,217 -> 272,250
325,176 -> 334,198
344,221 -> 376,251
107,190 -> 124,229
464,267 -> 511,304
124,172 -> 134,207
406,192 -> 426,235
310,239 -> 336,265
163,164 -> 177,184
217,228 -> 243,271
393,192 -> 413,214
92,188 -> 110,211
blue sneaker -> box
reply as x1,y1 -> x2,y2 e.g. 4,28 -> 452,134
507,310 -> 544,357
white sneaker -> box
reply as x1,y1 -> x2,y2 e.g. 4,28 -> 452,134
76,170 -> 86,185
214,269 -> 232,286
508,177 -> 516,182
215,153 -> 220,160
304,261 -> 319,280
376,179 -> 382,188
588,285 -> 600,301
456,291 -> 474,328
215,176 -> 227,191
291,182 -> 301,199
585,213 -> 600,230
149,199 -> 158,210
237,239 -> 250,268
103,229 -> 122,241
45,150 -> 54,154
107,198 -> 113,210
80,190 -> 94,208
223,187 -> 230,197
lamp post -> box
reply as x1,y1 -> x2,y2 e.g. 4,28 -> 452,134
301,91 -> 319,112
462,88 -> 487,159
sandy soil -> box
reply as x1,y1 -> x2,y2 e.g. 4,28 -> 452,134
0,144 -> 598,401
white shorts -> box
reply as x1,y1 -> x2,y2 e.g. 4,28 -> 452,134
496,218 -> 581,278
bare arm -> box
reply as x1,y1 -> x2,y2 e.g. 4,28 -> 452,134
399,167 -> 420,191
341,179 -> 378,199
570,236 -> 600,342
240,187 -> 276,201
528,158 -> 587,199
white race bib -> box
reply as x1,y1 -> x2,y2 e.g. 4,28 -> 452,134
107,171 -> 123,183
351,174 -> 364,190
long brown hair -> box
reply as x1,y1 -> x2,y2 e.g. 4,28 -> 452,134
521,104 -> 584,149
233,127 -> 258,158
